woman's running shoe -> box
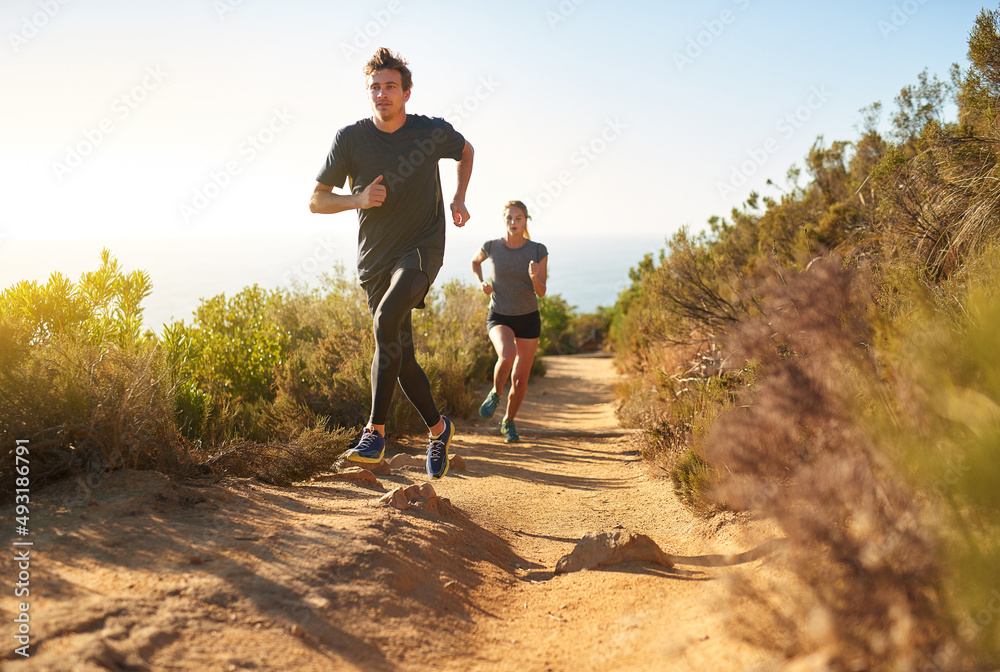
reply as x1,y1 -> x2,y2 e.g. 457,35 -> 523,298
479,390 -> 500,419
500,419 -> 519,443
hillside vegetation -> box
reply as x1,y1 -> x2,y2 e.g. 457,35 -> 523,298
609,7 -> 1000,669
0,249 -> 602,492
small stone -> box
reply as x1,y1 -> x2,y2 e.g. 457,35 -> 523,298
314,468 -> 379,485
344,458 -> 391,476
401,483 -> 437,504
449,455 -> 467,471
378,487 -> 410,511
388,454 -> 422,469
289,624 -> 305,638
417,495 -> 450,515
554,529 -> 674,574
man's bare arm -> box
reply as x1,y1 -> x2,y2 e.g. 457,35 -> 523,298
309,175 -> 386,214
450,141 -> 474,226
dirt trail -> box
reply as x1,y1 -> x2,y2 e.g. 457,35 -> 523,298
2,354 -> 780,672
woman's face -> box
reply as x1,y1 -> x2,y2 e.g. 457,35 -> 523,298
504,206 -> 527,237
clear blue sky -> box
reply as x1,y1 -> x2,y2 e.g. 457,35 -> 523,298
0,0 -> 988,248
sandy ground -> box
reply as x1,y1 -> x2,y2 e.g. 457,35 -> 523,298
1,353 -> 784,672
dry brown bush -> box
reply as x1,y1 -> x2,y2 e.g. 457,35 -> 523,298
705,257 -> 968,669
203,422 -> 354,486
1,336 -> 193,498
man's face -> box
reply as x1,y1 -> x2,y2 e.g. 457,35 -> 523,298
367,69 -> 410,123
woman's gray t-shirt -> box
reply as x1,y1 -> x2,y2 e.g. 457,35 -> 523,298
481,238 -> 548,316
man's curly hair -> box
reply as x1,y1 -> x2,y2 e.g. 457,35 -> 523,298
363,47 -> 412,91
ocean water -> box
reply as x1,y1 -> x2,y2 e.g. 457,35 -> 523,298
0,232 -> 667,333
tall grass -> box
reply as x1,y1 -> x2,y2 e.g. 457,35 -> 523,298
0,253 -> 192,496
0,334 -> 191,495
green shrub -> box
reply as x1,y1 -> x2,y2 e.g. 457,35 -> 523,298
163,284 -> 290,406
537,293 -> 575,355
0,252 -> 189,495
878,246 -> 1000,666
669,449 -> 716,515
270,273 -> 373,435
536,293 -> 612,356
1,248 -> 152,348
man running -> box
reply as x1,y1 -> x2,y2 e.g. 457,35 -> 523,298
309,47 -> 474,479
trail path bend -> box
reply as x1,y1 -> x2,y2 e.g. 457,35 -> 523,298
2,354 -> 777,672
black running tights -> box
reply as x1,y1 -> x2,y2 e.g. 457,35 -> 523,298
369,267 -> 440,428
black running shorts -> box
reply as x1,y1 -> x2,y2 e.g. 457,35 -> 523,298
486,309 -> 542,339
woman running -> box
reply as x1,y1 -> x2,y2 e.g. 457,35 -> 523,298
471,200 -> 548,443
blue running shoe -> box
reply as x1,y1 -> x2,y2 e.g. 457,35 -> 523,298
500,419 -> 519,443
479,390 -> 500,419
346,427 -> 385,463
426,416 -> 454,480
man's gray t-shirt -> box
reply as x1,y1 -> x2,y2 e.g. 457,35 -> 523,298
481,238 -> 548,316
316,115 -> 466,285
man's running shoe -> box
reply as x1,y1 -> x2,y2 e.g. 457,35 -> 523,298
426,416 -> 454,480
346,427 -> 385,463
500,419 -> 520,443
479,390 -> 500,419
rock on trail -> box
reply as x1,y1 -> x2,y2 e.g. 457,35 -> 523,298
554,528 -> 675,574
